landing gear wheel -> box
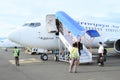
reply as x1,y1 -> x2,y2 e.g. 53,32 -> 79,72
41,54 -> 48,61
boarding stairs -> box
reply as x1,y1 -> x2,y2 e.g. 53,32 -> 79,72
58,32 -> 92,63
55,11 -> 93,63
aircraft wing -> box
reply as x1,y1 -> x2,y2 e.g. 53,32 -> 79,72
104,38 -> 118,47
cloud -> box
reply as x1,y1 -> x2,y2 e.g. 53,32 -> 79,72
0,0 -> 120,37
0,23 -> 21,37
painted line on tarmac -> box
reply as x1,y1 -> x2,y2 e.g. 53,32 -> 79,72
9,58 -> 42,64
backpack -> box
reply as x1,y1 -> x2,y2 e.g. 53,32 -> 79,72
103,48 -> 107,55
17,50 -> 20,56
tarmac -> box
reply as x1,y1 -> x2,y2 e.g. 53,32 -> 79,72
0,49 -> 120,80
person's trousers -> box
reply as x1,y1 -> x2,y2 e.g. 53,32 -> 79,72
97,53 -> 104,66
15,57 -> 19,66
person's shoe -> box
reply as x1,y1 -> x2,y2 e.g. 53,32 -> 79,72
16,64 -> 20,66
73,71 -> 77,73
98,63 -> 101,66
101,64 -> 104,67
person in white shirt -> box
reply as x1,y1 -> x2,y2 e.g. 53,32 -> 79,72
97,42 -> 104,66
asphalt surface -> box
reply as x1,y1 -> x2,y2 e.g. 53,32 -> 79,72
0,49 -> 120,80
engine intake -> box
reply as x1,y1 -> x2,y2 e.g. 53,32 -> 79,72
114,39 -> 120,53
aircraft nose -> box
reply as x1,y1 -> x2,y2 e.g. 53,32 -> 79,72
8,31 -> 20,43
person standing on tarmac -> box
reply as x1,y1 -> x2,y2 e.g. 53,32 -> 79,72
69,43 -> 79,73
13,46 -> 20,66
73,39 -> 83,65
97,42 -> 104,66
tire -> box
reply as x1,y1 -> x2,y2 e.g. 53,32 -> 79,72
41,54 -> 48,61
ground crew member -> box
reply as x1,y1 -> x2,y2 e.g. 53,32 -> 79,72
13,46 -> 20,66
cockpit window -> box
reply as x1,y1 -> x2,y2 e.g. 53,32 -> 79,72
23,22 -> 41,27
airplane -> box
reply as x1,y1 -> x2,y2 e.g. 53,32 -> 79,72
0,37 -> 22,51
8,11 -> 120,62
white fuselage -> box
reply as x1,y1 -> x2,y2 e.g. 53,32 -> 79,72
79,21 -> 120,47
8,20 -> 120,50
8,25 -> 59,49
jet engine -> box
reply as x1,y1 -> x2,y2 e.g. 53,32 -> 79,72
114,39 -> 120,53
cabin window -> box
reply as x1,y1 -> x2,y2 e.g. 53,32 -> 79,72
85,27 -> 88,30
94,28 -> 96,30
92,27 -> 94,30
80,22 -> 83,25
106,29 -> 108,31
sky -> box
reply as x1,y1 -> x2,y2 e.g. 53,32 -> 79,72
0,0 -> 120,37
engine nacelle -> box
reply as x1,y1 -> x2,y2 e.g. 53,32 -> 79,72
114,39 -> 120,53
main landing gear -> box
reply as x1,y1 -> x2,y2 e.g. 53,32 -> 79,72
40,53 -> 48,61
